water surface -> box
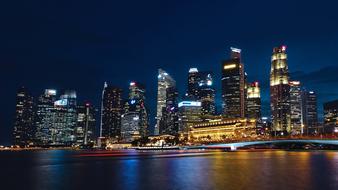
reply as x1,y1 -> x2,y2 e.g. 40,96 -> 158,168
0,150 -> 337,190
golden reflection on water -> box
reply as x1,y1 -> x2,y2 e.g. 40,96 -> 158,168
208,151 -> 318,190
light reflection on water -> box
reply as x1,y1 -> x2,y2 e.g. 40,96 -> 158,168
0,150 -> 337,190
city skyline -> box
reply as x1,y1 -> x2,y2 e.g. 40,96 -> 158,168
4,44 -> 338,145
2,1 -> 338,145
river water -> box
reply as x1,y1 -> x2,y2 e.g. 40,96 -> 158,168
0,150 -> 337,190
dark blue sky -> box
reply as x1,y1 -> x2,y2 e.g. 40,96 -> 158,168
1,0 -> 338,145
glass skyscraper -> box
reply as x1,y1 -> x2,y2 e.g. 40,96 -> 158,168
155,69 -> 176,135
159,86 -> 179,135
222,47 -> 245,118
13,87 -> 35,146
289,81 -> 302,135
35,89 -> 57,145
301,90 -> 318,135
198,71 -> 216,115
122,81 -> 149,139
100,82 -> 123,140
76,102 -> 97,146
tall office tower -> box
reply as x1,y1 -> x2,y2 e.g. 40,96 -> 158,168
35,89 -> 57,145
155,69 -> 176,135
76,102 -> 97,146
121,112 -> 141,142
13,87 -> 35,146
289,81 -> 303,135
270,45 -> 291,134
52,90 -> 77,145
100,83 -> 123,140
198,71 -> 216,115
186,68 -> 200,100
246,82 -> 261,120
160,86 -> 179,135
125,82 -> 149,137
323,100 -> 338,134
221,47 -> 245,118
178,101 -> 202,138
302,90 -> 318,135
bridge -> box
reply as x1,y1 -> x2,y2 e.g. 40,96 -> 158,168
192,139 -> 338,150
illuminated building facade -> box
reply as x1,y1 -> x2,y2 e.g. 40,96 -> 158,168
121,112 -> 141,142
246,82 -> 261,120
186,68 -> 201,100
302,90 -> 318,135
198,71 -> 216,115
160,86 -> 179,135
13,87 -> 35,146
52,90 -> 77,145
221,47 -> 245,118
155,69 -> 176,135
124,82 -> 149,137
289,81 -> 303,135
178,101 -> 202,137
35,89 -> 57,145
76,102 -> 97,146
323,100 -> 338,134
189,118 -> 256,143
100,83 -> 123,140
270,45 -> 291,134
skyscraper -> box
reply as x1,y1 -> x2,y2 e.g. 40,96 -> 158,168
198,71 -> 216,115
178,101 -> 202,138
13,87 -> 35,146
246,82 -> 261,120
35,89 -> 57,145
186,68 -> 200,100
221,47 -> 245,118
123,82 -> 149,138
155,69 -> 176,135
289,81 -> 303,135
52,90 -> 77,145
100,83 -> 123,140
323,100 -> 338,134
76,102 -> 97,146
160,86 -> 179,135
302,90 -> 318,135
121,112 -> 141,142
270,45 -> 291,134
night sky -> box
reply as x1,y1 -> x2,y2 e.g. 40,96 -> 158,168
1,0 -> 338,145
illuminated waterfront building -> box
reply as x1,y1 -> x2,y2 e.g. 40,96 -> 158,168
302,90 -> 318,135
289,81 -> 302,134
124,82 -> 149,138
76,102 -> 97,146
52,90 -> 77,145
246,82 -> 261,120
198,71 -> 216,115
323,100 -> 338,134
221,47 -> 245,118
35,89 -> 57,145
186,68 -> 201,100
13,87 -> 35,146
100,83 -> 123,140
155,69 -> 176,135
121,112 -> 141,142
178,101 -> 202,137
270,45 -> 291,134
160,86 -> 179,135
189,118 -> 256,143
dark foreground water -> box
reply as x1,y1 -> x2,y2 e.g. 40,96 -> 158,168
0,150 -> 337,190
